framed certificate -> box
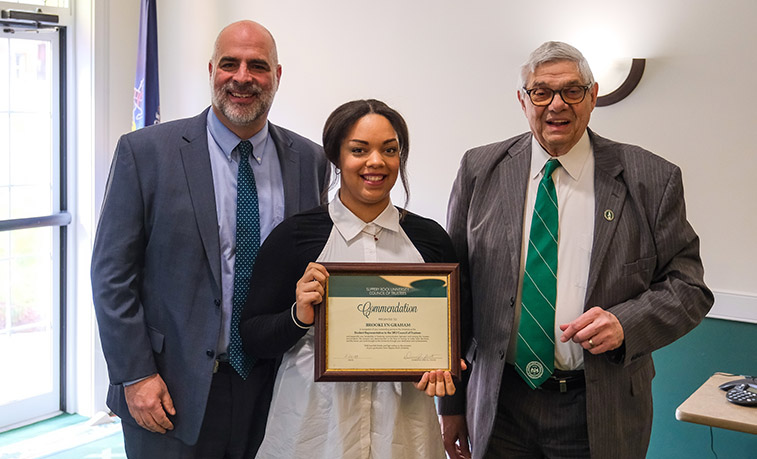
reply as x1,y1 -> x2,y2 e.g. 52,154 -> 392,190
314,262 -> 460,382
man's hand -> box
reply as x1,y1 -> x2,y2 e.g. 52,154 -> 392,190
124,373 -> 176,433
559,306 -> 624,354
440,414 -> 471,459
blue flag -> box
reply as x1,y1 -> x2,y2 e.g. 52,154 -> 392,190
132,0 -> 160,130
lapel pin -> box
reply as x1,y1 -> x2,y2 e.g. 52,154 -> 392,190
604,209 -> 615,221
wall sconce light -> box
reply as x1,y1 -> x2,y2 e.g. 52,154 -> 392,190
595,58 -> 646,107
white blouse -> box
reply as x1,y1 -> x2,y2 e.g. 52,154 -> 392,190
255,195 -> 446,459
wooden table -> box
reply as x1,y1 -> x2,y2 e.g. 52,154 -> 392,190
676,373 -> 757,434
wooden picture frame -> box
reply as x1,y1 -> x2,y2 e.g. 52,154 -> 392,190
314,262 -> 460,382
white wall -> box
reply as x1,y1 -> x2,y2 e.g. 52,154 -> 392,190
99,0 -> 757,322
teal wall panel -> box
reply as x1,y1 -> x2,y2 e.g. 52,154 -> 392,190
649,318 -> 757,458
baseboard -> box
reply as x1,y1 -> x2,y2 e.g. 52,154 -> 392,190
707,291 -> 757,324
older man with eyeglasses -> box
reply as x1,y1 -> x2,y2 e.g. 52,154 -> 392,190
439,41 -> 713,458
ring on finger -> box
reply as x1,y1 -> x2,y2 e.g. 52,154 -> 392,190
588,338 -> 595,348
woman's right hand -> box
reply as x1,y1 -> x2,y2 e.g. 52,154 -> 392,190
414,360 -> 467,397
295,262 -> 329,326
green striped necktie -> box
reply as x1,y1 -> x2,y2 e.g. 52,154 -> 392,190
515,158 -> 560,389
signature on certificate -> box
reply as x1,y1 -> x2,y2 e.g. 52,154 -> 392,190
403,351 -> 442,362
340,353 -> 362,361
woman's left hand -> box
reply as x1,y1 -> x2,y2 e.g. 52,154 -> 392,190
414,360 -> 467,397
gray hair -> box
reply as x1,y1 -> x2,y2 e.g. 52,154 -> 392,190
518,41 -> 594,91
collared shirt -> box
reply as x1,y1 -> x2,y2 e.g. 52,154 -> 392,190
254,194 -> 445,459
206,109 -> 285,354
319,192 -> 420,263
507,131 -> 595,371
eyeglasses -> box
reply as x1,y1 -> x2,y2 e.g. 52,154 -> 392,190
523,85 -> 591,106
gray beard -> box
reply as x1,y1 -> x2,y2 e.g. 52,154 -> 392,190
212,82 -> 275,126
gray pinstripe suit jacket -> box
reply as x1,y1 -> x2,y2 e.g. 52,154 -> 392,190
444,129 -> 713,458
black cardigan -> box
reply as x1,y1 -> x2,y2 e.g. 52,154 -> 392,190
240,204 -> 460,358
239,204 -> 470,415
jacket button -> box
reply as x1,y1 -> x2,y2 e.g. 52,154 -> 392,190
214,298 -> 221,307
499,350 -> 505,359
206,349 -> 215,358
509,297 -> 515,307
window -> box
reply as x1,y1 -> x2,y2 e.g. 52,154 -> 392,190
2,0 -> 68,7
0,17 -> 68,430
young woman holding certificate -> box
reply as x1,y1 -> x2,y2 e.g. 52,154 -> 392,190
240,99 -> 463,459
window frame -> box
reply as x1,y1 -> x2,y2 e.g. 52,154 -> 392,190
0,16 -> 69,427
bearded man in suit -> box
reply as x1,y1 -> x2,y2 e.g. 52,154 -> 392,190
91,20 -> 330,458
439,41 -> 713,459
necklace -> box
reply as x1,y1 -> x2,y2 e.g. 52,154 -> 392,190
361,226 -> 383,241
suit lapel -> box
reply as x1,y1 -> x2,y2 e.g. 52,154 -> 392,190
585,131 -> 626,306
504,138 -> 531,277
269,123 -> 300,218
179,109 -> 222,291
495,134 -> 531,277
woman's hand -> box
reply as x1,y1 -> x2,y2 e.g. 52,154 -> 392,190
295,262 -> 329,326
415,360 -> 467,397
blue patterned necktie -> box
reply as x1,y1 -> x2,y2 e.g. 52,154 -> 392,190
229,140 -> 259,379
515,158 -> 560,389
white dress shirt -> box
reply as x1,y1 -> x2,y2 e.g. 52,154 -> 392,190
507,131 -> 595,371
255,195 -> 446,459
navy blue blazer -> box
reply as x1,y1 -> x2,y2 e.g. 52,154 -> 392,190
91,107 -> 330,445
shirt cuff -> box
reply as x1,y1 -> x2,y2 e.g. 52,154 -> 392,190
124,374 -> 153,386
